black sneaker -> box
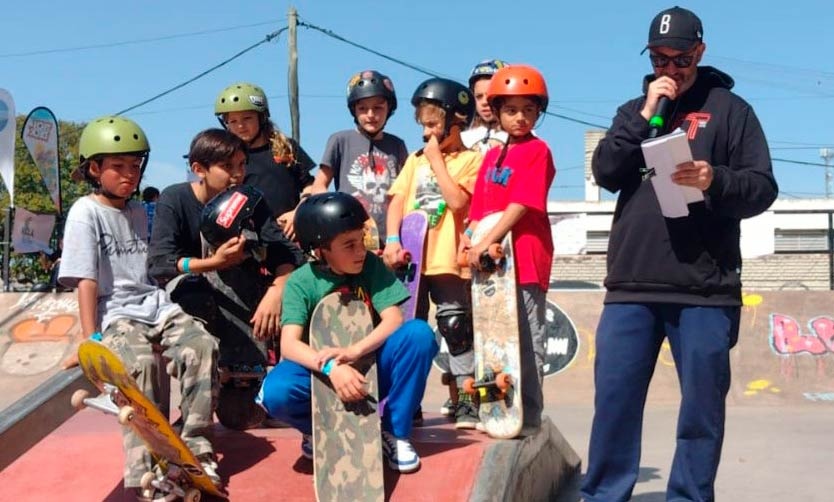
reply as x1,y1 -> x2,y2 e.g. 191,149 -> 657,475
454,394 -> 480,430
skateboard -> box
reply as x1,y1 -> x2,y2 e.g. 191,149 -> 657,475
169,266 -> 271,431
72,340 -> 226,501
463,211 -> 522,439
309,291 -> 384,502
395,210 -> 428,320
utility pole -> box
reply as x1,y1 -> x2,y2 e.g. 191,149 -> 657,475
822,148 -> 834,198
288,6 -> 300,144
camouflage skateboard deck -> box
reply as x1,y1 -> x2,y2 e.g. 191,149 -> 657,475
73,340 -> 226,500
469,211 -> 523,439
310,292 -> 383,502
396,210 -> 428,320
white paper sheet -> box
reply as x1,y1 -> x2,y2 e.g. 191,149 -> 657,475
641,129 -> 704,218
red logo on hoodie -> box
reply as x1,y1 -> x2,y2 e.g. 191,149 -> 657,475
681,112 -> 711,140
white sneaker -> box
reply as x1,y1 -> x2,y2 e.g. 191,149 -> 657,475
381,431 -> 420,473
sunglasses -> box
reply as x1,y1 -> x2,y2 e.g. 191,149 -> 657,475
649,51 -> 696,69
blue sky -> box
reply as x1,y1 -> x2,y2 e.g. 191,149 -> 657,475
3,0 -> 834,202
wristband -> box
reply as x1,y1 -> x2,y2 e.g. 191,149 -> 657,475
464,228 -> 474,238
182,257 -> 192,274
322,358 -> 336,376
386,235 -> 401,244
90,331 -> 103,342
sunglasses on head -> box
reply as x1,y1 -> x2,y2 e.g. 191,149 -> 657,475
649,50 -> 696,69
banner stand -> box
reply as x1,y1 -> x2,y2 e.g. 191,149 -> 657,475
2,207 -> 12,292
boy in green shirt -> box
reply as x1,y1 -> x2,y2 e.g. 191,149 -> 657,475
256,192 -> 437,473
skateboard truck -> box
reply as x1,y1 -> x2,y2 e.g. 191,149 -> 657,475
141,466 -> 203,502
393,250 -> 416,282
457,243 -> 505,272
463,368 -> 514,403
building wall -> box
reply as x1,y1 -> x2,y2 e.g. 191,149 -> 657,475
551,253 -> 832,291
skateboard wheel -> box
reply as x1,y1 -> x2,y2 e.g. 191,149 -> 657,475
487,243 -> 504,260
118,405 -> 135,425
184,488 -> 201,502
140,471 -> 155,490
495,373 -> 512,392
462,377 -> 477,396
70,389 -> 90,410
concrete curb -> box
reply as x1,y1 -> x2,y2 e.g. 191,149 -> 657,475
469,417 -> 582,502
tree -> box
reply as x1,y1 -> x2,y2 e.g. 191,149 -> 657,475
0,115 -> 87,286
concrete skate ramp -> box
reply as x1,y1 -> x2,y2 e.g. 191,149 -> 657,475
543,290 -> 834,406
0,291 -> 93,470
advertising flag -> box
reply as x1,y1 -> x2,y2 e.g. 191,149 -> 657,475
0,89 -> 15,205
22,107 -> 61,214
11,207 -> 55,254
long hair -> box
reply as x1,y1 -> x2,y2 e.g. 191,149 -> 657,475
262,120 -> 297,165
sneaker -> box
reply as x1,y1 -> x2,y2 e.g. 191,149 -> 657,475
439,397 -> 457,417
301,433 -> 313,460
197,453 -> 222,487
412,408 -> 424,427
381,431 -> 420,473
455,394 -> 480,430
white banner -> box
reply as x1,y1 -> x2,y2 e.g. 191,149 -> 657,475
22,107 -> 60,213
0,89 -> 15,205
12,207 -> 55,253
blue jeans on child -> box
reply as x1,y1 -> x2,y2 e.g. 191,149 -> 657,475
257,319 -> 438,438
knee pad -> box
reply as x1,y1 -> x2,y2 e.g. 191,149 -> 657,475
437,313 -> 472,356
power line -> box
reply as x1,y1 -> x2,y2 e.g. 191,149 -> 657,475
115,27 -> 288,116
772,157 -> 832,168
545,111 -> 608,129
297,19 -> 443,78
0,20 -> 281,58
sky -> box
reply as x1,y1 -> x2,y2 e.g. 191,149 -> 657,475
3,0 -> 834,203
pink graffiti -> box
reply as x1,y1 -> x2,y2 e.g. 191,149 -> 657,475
770,314 -> 834,356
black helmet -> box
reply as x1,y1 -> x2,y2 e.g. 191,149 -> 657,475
200,185 -> 271,248
411,78 -> 476,128
294,192 -> 369,252
346,70 -> 398,119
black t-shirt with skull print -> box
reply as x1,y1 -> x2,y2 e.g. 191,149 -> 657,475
320,129 -> 408,239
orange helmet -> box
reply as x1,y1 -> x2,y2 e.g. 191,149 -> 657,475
486,64 -> 549,112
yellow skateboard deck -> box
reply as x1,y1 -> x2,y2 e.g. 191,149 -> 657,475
74,340 -> 226,500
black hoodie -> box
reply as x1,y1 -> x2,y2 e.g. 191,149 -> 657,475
592,66 -> 779,306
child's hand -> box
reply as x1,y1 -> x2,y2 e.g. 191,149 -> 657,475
468,241 -> 490,271
315,347 -> 347,369
277,210 -> 296,241
382,242 -> 403,269
212,236 -> 247,270
250,286 -> 283,339
329,363 -> 368,402
424,135 -> 443,166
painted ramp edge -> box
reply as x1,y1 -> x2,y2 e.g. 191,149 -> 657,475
469,417 -> 582,502
0,367 -> 95,471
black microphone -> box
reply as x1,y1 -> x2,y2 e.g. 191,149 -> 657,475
648,96 -> 670,139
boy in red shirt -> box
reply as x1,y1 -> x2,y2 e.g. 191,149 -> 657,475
465,64 -> 555,433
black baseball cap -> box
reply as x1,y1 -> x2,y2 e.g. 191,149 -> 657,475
642,6 -> 703,54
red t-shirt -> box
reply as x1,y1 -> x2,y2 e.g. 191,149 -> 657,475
469,137 -> 555,291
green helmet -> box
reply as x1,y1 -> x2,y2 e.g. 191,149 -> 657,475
73,116 -> 150,182
214,82 -> 270,117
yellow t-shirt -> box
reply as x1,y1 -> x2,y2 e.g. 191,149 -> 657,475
388,149 -> 483,276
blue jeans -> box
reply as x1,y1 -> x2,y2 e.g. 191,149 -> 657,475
581,303 -> 740,502
257,319 -> 438,438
